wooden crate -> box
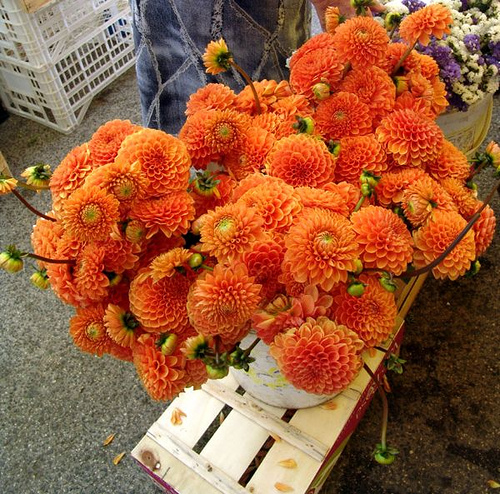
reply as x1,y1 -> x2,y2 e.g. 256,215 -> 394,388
19,0 -> 54,13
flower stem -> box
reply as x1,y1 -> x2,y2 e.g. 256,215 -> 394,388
229,60 -> 262,114
17,182 -> 50,192
242,337 -> 260,359
466,160 -> 487,183
11,189 -> 56,222
364,363 -> 388,450
352,195 -> 366,213
391,41 -> 417,76
24,253 -> 75,265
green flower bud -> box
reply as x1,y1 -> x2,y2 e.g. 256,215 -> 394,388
205,364 -> 229,380
158,333 -> 178,356
312,82 -> 331,101
188,253 -> 204,269
385,12 -> 402,30
360,183 -> 373,197
30,269 -> 50,290
379,276 -> 397,293
292,116 -> 315,134
0,246 -> 24,273
347,281 -> 365,297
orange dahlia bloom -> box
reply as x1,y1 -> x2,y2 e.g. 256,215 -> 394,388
270,316 -> 364,395
116,129 -> 190,197
231,172 -> 269,202
0,175 -> 17,194
416,53 -> 440,79
341,67 -> 396,123
235,80 -> 292,115
289,33 -> 336,70
88,119 -> 139,167
315,92 -> 372,141
401,177 -> 457,227
266,134 -> 336,188
202,38 -> 233,74
129,190 -> 195,239
236,179 -> 302,231
144,248 -> 193,282
190,171 -> 235,217
187,263 -> 262,343
73,244 -> 110,304
133,333 -> 188,401
199,201 -> 265,263
136,233 -> 185,272
325,6 -> 342,34
332,274 -> 398,348
108,342 -> 134,362
399,3 -> 453,46
334,135 -> 387,185
405,71 -> 448,117
184,358 -> 209,389
284,209 -> 360,291
427,140 -> 471,182
31,215 -> 64,268
393,92 -> 435,120
440,178 -> 478,219
50,143 -> 94,211
472,204 -> 496,257
96,230 -> 141,274
60,186 -> 120,242
69,305 -> 112,356
104,303 -> 142,348
129,269 -> 193,334
323,181 -> 361,214
331,16 -> 389,68
375,167 -> 429,207
46,262 -> 81,306
185,83 -> 237,116
351,205 -> 413,275
289,46 -> 344,100
376,108 -> 444,168
377,42 -> 421,75
295,186 -> 350,217
412,210 -> 476,280
271,94 -> 313,118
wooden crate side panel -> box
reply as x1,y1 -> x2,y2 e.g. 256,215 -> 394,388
21,0 -> 54,13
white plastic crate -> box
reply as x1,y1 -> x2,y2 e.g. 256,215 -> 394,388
0,10 -> 135,133
0,0 -> 129,68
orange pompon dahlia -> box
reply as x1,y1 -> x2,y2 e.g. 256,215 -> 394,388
399,3 -> 453,46
129,190 -> 195,239
242,238 -> 285,303
236,179 -> 302,232
266,134 -> 336,188
235,80 -> 292,115
393,92 -> 436,121
440,178 -> 478,219
133,333 -> 188,401
332,274 -> 398,348
401,177 -> 457,227
289,32 -> 336,70
351,205 -> 414,275
295,186 -> 350,217
405,71 -> 448,117
231,172 -> 269,201
279,261 -> 308,297
378,42 -> 421,75
73,244 -> 110,304
427,140 -> 471,182
323,181 -> 361,214
138,234 -> 185,270
46,262 -> 80,306
412,210 -> 476,280
284,209 -> 360,291
88,119 -> 139,167
50,143 -> 94,211
472,203 -> 496,257
415,53 -> 440,79
69,305 -> 112,356
129,269 -> 193,334
115,129 -> 190,197
184,357 -> 209,389
375,167 -> 429,207
187,263 -> 262,343
334,135 -> 387,185
271,94 -> 313,118
202,38 -> 233,74
270,316 -> 364,395
60,186 -> 120,242
185,83 -> 237,116
143,247 -> 193,283
104,303 -> 142,348
31,215 -> 64,268
340,66 -> 396,123
0,175 -> 17,194
223,126 -> 275,181
289,46 -> 344,100
376,108 -> 444,168
325,6 -> 343,34
95,229 -> 141,274
315,92 -> 372,141
331,16 -> 389,68
199,201 -> 265,263
190,171 -> 236,217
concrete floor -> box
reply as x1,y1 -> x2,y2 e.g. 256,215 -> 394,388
0,67 -> 499,494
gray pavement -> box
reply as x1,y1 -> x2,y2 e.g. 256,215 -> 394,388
0,67 -> 499,494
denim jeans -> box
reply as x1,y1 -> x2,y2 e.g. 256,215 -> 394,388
130,0 -> 312,134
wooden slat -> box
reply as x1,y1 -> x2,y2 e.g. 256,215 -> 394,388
20,0 -> 53,13
203,380 -> 329,462
0,152 -> 13,176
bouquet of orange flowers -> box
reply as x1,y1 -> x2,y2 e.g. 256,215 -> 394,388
1,4 -> 498,434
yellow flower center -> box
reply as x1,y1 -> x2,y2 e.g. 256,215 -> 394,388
113,179 -> 135,200
81,204 -> 102,225
215,216 -> 236,238
86,323 -> 103,341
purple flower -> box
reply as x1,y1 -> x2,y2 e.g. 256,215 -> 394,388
489,41 -> 500,60
460,0 -> 469,11
464,34 -> 481,52
484,55 -> 500,69
447,92 -> 469,112
402,0 -> 426,13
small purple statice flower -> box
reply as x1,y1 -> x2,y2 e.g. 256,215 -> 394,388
402,0 -> 426,13
464,34 -> 481,52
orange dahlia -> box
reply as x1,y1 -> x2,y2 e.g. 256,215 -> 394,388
325,6 -> 342,34
416,53 -> 440,79
69,305 -> 112,356
289,46 -> 344,100
236,179 -> 302,232
50,143 -> 94,211
31,215 -> 64,268
0,175 -> 17,194
323,181 -> 361,214
340,66 -> 396,123
377,42 -> 422,75
185,83 -> 237,116
133,333 -> 188,401
202,38 -> 233,75
235,80 -> 292,115
472,204 -> 496,257
289,32 -> 336,70
115,129 -> 190,197
284,208 -> 360,291
295,186 -> 350,217
393,92 -> 435,120
399,3 -> 453,46
427,140 -> 471,182
108,342 -> 134,362
46,262 -> 81,306
184,358 -> 209,389
375,167 -> 429,207
270,316 -> 364,395
73,244 -> 110,304
88,119 -> 139,167
139,233 -> 185,269
332,274 -> 398,348
405,71 -> 448,117
104,303 -> 142,348
266,134 -> 336,188
199,201 -> 265,263
129,269 -> 193,335
401,176 -> 457,227
315,92 -> 372,141
331,16 -> 389,68
334,135 -> 387,185
231,172 -> 269,202
96,230 -> 141,274
129,190 -> 195,239
376,108 -> 444,168
412,210 -> 476,280
271,94 -> 313,118
440,178 -> 478,218
60,186 -> 120,242
187,263 -> 262,343
190,171 -> 235,217
144,247 -> 193,282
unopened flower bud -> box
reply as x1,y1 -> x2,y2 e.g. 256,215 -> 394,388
393,76 -> 409,96
485,141 -> 500,168
21,163 -> 52,188
361,183 -> 373,197
30,269 -> 50,289
159,333 -> 178,356
293,116 -> 315,134
379,276 -> 397,293
0,246 -> 24,273
327,140 -> 341,157
191,215 -> 206,235
465,260 -> 481,277
205,363 -> 229,380
347,281 -> 365,298
0,175 -> 18,195
353,259 -> 364,275
188,253 -> 204,269
385,12 -> 402,30
312,82 -> 331,101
